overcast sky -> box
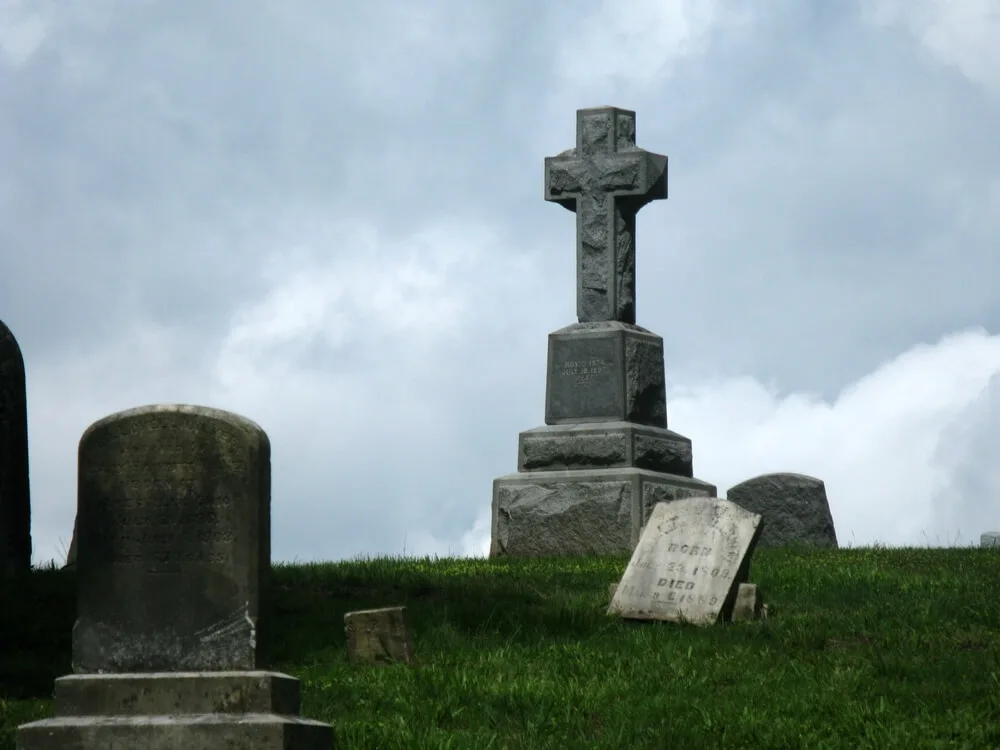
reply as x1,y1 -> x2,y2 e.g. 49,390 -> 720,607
2,0 -> 999,566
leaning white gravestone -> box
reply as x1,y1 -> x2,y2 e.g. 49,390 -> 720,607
608,496 -> 764,626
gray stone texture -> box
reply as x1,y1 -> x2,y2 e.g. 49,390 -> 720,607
345,606 -> 415,666
491,468 -> 716,557
726,472 -> 838,549
64,516 -> 77,568
490,106 -> 714,559
545,322 -> 666,427
544,106 -> 667,325
16,673 -> 332,749
72,404 -> 271,673
17,404 -> 332,750
519,422 -> 692,476
731,583 -> 764,622
981,532 -> 1000,548
0,318 -> 31,575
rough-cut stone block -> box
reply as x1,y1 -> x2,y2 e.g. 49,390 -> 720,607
545,322 -> 666,427
0,318 -> 31,576
73,404 -> 271,673
730,583 -> 763,622
491,468 -> 716,558
981,532 -> 1000,548
345,606 -> 415,666
518,422 -> 692,476
726,472 -> 838,549
608,497 -> 763,626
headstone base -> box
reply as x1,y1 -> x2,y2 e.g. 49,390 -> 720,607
16,671 -> 333,750
490,467 -> 717,557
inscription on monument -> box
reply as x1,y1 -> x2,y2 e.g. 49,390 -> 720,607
548,337 -> 620,422
608,497 -> 763,626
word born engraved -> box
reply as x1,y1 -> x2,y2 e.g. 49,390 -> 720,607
666,542 -> 714,557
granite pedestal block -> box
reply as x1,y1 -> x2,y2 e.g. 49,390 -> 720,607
546,322 -> 667,427
16,672 -> 333,750
518,421 -> 693,476
491,468 -> 716,557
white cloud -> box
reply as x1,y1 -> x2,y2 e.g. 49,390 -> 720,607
0,0 -> 52,66
553,0 -> 735,91
668,328 -> 1000,549
862,0 -> 1000,94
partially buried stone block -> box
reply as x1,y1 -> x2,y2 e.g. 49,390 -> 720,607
726,472 -> 838,549
345,606 -> 415,666
17,404 -> 332,750
730,583 -> 763,622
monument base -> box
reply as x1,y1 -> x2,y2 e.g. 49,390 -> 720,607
490,467 -> 717,558
16,671 -> 333,750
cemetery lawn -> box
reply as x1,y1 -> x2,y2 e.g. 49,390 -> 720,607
2,546 -> 999,749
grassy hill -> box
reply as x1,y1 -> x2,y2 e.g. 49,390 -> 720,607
2,544 -> 998,748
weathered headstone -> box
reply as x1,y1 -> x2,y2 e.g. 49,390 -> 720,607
982,532 -> 1000,548
345,606 -> 415,666
608,497 -> 763,626
491,107 -> 716,558
17,404 -> 333,749
0,318 -> 31,576
726,472 -> 838,549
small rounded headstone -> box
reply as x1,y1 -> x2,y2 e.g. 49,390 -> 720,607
726,472 -> 838,549
981,532 -> 1000,548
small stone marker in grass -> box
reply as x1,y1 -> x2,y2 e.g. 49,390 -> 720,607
730,582 -> 763,622
982,532 -> 1000,548
608,497 -> 764,626
345,606 -> 415,666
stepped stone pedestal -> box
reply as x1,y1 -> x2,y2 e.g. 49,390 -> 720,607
491,108 -> 716,558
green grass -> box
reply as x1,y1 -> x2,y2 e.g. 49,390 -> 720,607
2,541 -> 999,749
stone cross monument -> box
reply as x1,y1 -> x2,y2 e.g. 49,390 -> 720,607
490,106 -> 717,558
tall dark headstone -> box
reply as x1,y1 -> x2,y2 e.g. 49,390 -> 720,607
0,318 -> 30,575
18,404 -> 332,749
491,107 -> 717,558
